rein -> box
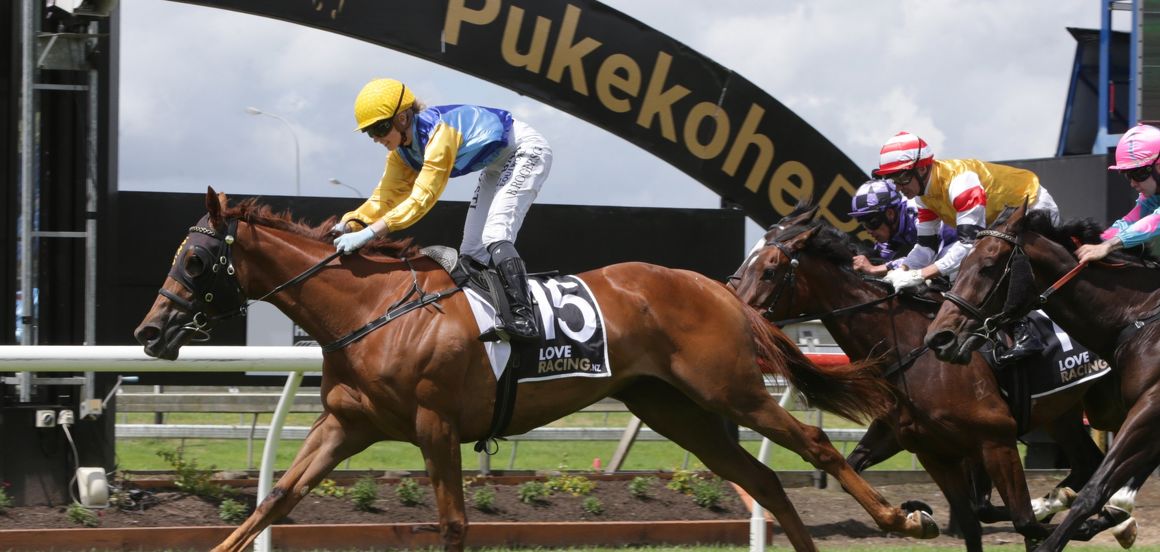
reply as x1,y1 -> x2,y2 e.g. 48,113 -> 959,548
166,218 -> 458,351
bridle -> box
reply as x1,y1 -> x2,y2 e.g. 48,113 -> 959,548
162,216 -> 341,342
161,215 -> 457,352
940,228 -> 1031,341
748,229 -> 932,380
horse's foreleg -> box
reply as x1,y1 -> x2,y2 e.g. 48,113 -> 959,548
1031,406 -> 1103,520
212,412 -> 373,552
916,453 -> 984,552
1035,390 -> 1160,552
724,392 -> 938,539
616,380 -> 818,552
977,439 -> 1050,548
415,406 -> 468,552
846,417 -> 902,473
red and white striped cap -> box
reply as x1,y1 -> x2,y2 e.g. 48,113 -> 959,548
873,131 -> 934,176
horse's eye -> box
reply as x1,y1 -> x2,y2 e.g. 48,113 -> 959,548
184,251 -> 206,278
761,268 -> 776,281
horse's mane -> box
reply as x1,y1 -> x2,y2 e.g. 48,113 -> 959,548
222,198 -> 422,258
1023,210 -> 1159,267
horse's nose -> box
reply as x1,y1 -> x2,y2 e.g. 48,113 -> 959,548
925,329 -> 957,359
135,323 -> 160,348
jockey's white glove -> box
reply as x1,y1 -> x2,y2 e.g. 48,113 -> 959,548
333,227 -> 375,254
884,269 -> 926,292
331,221 -> 351,235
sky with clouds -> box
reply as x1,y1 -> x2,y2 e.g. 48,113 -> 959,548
118,1 -> 1123,241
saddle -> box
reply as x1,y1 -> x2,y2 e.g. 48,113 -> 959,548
421,245 -> 544,453
422,245 -> 552,333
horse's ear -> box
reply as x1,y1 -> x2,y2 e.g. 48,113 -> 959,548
786,223 -> 821,251
1010,196 -> 1031,233
205,186 -> 224,228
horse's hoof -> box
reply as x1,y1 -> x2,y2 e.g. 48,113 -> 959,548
901,499 -> 933,515
1113,517 -> 1138,549
906,509 -> 940,539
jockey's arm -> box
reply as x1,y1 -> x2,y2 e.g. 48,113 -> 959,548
376,125 -> 460,232
341,152 -> 417,229
922,172 -> 988,279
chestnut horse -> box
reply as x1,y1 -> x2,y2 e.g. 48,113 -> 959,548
134,190 -> 938,552
923,202 -> 1151,552
731,205 -> 1138,551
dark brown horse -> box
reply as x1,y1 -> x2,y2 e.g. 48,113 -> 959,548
731,206 -> 1127,551
133,190 -> 939,552
924,201 -> 1155,552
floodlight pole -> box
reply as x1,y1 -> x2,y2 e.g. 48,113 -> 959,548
245,107 -> 301,196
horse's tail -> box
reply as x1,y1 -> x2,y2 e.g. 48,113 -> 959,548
743,306 -> 895,423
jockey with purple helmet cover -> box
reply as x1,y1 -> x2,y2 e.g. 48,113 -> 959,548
849,179 -> 957,277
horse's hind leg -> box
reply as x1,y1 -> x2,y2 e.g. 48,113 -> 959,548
213,411 -> 376,552
847,417 -> 903,472
694,381 -> 937,539
616,379 -> 818,552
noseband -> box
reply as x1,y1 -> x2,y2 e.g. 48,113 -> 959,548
162,217 -> 342,341
757,239 -> 802,319
941,229 -> 1030,339
161,219 -> 248,341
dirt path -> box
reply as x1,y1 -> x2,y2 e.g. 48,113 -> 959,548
780,472 -> 1157,549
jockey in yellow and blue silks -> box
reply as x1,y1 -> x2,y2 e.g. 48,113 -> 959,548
332,78 -> 553,343
1077,124 -> 1160,263
872,131 -> 1061,364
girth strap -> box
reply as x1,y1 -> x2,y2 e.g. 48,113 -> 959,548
1115,309 -> 1160,353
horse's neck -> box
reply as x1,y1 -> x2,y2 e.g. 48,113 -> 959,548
232,223 -> 408,346
1028,233 -> 1156,357
803,265 -> 927,360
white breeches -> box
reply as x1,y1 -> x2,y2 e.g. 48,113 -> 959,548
461,120 -> 553,264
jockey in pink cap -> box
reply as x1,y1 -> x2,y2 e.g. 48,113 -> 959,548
1076,123 -> 1160,263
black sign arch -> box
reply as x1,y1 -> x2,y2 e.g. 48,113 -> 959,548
171,0 -> 870,232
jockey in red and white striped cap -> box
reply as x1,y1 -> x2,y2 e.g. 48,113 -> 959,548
872,131 -> 1059,288
872,131 -> 1061,364
873,132 -> 934,190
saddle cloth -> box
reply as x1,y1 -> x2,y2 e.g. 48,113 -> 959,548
463,276 -> 612,383
1023,310 -> 1111,399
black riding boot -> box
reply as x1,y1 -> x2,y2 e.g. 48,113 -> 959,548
996,317 -> 1045,365
487,241 -> 540,343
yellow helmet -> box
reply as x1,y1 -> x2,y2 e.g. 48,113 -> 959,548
353,78 -> 415,131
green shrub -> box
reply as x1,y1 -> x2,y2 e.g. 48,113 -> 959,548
581,496 -> 603,516
350,476 -> 379,512
395,478 -> 425,506
545,473 -> 596,496
66,503 -> 99,527
517,481 -> 548,504
155,447 -> 226,499
311,478 -> 346,498
691,477 -> 726,509
218,498 -> 248,523
666,468 -> 698,495
0,484 -> 12,511
627,476 -> 657,499
471,486 -> 497,512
